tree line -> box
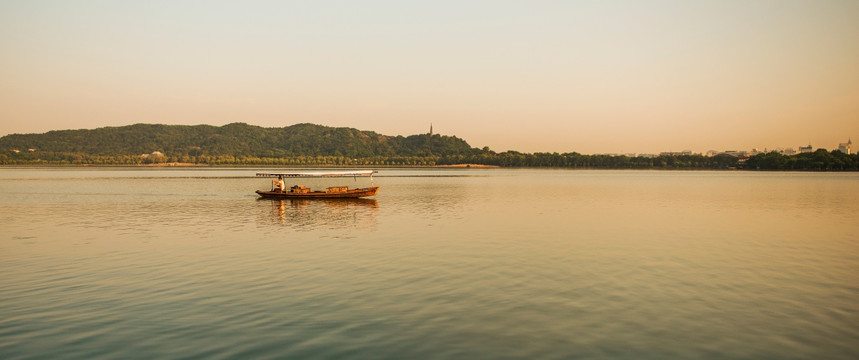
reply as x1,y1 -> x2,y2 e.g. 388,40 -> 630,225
5,149 -> 856,170
743,149 -> 858,171
0,123 -> 474,158
437,152 -> 741,169
2,123 -> 857,170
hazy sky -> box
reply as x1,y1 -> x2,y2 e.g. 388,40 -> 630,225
1,0 -> 857,154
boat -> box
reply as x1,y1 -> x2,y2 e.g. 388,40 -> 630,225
255,170 -> 379,199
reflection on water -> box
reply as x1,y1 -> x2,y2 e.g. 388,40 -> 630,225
2,169 -> 858,359
383,181 -> 470,223
257,198 -> 379,231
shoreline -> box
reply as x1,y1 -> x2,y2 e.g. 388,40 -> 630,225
4,164 -> 855,171
0,163 -> 502,168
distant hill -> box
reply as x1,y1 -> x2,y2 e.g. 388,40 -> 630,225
2,123 -> 855,170
0,123 -> 477,159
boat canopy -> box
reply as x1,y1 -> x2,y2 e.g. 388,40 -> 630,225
256,170 -> 377,178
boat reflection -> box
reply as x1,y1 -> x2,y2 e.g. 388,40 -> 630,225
257,198 -> 379,231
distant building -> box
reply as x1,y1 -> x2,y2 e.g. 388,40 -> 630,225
720,150 -> 748,157
799,145 -> 813,154
837,139 -> 852,154
781,148 -> 797,156
140,151 -> 166,158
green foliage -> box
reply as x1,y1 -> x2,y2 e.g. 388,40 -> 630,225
744,150 -> 859,170
0,123 -> 474,162
437,152 -> 739,169
2,123 -> 856,170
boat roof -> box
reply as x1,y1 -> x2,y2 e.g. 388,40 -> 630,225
256,170 -> 377,178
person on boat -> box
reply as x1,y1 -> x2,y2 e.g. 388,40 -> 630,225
273,175 -> 285,192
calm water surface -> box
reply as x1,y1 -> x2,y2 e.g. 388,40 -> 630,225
1,168 -> 857,359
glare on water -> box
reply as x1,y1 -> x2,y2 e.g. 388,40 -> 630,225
1,168 -> 857,359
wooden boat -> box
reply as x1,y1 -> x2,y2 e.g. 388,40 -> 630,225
255,170 -> 379,199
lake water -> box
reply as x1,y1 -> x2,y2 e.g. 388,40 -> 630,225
1,168 -> 857,359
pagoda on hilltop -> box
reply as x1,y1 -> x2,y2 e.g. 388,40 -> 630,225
837,138 -> 852,154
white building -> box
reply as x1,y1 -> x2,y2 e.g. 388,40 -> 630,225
140,151 -> 166,158
750,148 -> 766,156
837,139 -> 852,154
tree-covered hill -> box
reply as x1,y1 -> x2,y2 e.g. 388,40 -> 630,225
0,123 -> 476,159
1,123 -> 856,170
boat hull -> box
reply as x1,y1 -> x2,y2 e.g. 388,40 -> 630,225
256,187 -> 379,199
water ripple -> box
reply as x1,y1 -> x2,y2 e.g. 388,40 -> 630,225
1,169 -> 858,359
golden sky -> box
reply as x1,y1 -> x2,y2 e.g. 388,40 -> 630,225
1,1 -> 857,154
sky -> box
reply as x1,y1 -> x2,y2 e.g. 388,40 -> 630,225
1,0 -> 857,154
